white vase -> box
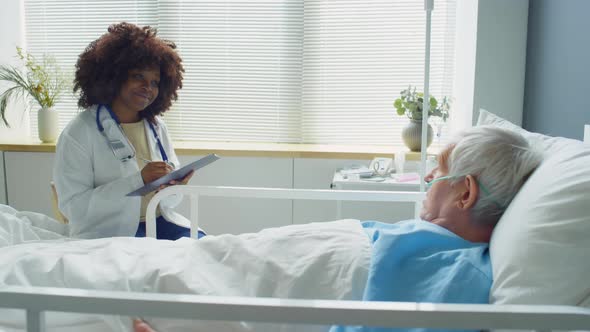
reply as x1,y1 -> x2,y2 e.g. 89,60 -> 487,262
401,120 -> 433,152
38,107 -> 59,143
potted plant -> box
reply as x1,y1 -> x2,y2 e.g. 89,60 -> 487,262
0,47 -> 68,142
393,85 -> 450,151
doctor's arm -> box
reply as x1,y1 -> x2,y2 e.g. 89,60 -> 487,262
53,133 -> 145,238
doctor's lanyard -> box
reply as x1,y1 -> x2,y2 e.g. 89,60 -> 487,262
96,104 -> 169,164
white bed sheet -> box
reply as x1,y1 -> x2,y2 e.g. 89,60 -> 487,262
0,205 -> 371,332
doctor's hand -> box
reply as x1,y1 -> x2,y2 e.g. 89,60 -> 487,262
155,170 -> 194,193
132,319 -> 157,332
141,161 -> 173,184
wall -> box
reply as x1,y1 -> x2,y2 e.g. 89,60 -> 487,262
0,0 -> 30,141
473,0 -> 529,126
0,152 -> 5,204
523,0 -> 590,139
451,0 -> 529,131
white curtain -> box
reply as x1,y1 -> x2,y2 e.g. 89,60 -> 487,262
24,0 -> 456,146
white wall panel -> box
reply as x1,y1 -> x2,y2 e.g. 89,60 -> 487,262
0,1 -> 30,140
4,152 -> 418,234
472,0 -> 529,126
177,155 -> 293,235
292,158 -> 362,224
5,152 -> 55,216
3,152 -> 293,234
292,158 -> 416,225
0,152 -> 6,205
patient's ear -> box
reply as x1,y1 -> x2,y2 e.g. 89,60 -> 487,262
456,175 -> 479,210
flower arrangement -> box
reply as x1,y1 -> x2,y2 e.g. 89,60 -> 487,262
393,85 -> 450,122
0,47 -> 68,126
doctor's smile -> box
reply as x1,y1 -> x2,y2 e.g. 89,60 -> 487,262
111,67 -> 161,122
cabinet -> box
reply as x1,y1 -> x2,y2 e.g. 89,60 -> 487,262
4,152 -> 55,215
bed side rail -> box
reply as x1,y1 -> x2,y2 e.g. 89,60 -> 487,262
146,185 -> 426,238
1,286 -> 589,332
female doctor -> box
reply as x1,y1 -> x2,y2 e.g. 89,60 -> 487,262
53,22 -> 198,240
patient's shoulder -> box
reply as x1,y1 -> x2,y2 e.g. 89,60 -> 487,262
361,219 -> 468,242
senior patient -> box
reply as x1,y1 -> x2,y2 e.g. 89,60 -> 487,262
133,126 -> 542,332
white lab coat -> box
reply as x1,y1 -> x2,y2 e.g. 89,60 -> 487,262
53,104 -> 190,239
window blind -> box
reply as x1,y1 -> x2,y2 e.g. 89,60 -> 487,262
24,0 -> 456,146
156,0 -> 303,142
302,0 -> 456,146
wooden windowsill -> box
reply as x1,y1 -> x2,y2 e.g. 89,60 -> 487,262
0,139 -> 437,160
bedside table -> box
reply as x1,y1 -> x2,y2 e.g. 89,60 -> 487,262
330,170 -> 421,221
331,171 -> 420,191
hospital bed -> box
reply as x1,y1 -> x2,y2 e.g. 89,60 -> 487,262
1,111 -> 590,331
1,184 -> 589,331
2,181 -> 590,331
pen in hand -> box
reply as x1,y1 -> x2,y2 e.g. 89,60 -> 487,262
138,157 -> 174,168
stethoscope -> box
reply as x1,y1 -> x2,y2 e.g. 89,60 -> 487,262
96,104 -> 169,164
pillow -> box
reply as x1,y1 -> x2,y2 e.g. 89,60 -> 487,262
477,110 -> 590,307
477,109 -> 584,156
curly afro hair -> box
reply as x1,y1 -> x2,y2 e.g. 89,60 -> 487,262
73,22 -> 184,123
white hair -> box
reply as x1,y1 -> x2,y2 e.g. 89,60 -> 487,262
446,126 -> 543,225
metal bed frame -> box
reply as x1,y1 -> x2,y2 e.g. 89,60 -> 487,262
3,185 -> 588,331
2,286 -> 590,332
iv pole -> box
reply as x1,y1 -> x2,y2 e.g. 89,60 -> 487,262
414,0 -> 433,218
419,0 -> 433,194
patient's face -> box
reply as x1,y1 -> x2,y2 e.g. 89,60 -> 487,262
420,146 -> 458,223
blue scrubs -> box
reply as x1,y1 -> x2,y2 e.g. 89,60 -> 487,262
135,216 -> 206,240
331,219 -> 492,332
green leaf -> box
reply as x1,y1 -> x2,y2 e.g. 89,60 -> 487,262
0,95 -> 8,126
5,48 -> 68,110
412,111 -> 422,121
0,86 -> 24,127
396,84 -> 453,122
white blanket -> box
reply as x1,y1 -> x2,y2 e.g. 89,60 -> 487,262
0,205 -> 371,332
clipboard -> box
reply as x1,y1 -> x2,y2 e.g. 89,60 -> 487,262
126,154 -> 220,196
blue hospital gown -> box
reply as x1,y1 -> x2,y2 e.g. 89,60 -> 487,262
330,219 -> 492,332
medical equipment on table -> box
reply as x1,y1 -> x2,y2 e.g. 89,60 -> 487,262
392,173 -> 421,182
369,157 -> 394,176
339,166 -> 375,179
